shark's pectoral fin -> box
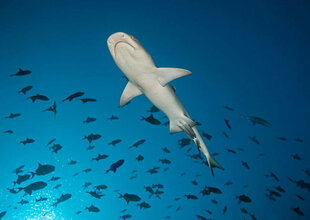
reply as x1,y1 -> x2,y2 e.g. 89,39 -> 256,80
120,81 -> 143,106
156,68 -> 192,87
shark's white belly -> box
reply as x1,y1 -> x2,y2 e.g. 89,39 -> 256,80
141,80 -> 186,120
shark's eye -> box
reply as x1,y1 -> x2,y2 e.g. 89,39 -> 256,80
130,35 -> 135,41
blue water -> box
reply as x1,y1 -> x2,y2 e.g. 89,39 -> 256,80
1,0 -> 309,219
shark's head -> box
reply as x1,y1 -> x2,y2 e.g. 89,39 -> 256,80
107,32 -> 155,72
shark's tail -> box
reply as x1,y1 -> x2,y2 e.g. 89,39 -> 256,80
205,151 -> 224,176
172,116 -> 224,176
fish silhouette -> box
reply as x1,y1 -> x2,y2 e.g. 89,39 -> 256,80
10,68 -> 32,76
63,92 -> 84,102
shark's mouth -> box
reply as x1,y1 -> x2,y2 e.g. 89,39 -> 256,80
114,41 -> 135,57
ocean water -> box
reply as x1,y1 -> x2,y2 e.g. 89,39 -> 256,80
0,0 -> 309,219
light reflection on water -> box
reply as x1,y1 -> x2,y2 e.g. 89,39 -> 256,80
12,190 -> 64,220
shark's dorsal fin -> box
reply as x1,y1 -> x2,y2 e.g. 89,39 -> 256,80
19,68 -> 23,72
156,68 -> 192,87
120,81 -> 143,106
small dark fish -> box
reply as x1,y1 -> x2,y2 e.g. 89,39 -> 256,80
304,169 -> 310,177
85,204 -> 100,212
12,165 -> 24,174
53,184 -> 62,189
129,139 -> 146,148
20,138 -> 35,146
224,119 -> 232,130
13,174 -> 33,185
28,94 -> 49,102
10,68 -> 32,76
235,194 -> 252,203
63,92 -> 84,102
178,138 -> 191,148
83,133 -> 101,144
223,205 -> 227,214
273,186 -> 285,193
141,114 -> 161,125
68,160 -> 77,165
80,98 -> 96,103
83,182 -> 92,189
249,136 -> 259,144
49,144 -> 63,154
5,113 -> 21,119
36,196 -> 48,202
18,199 -> 29,205
94,184 -> 107,190
83,116 -> 96,123
48,176 -> 60,182
17,181 -> 47,195
106,159 -> 124,173
147,167 -> 160,175
18,85 -> 33,94
245,115 -> 271,127
195,215 -> 207,220
147,105 -> 159,113
291,207 -> 304,216
223,105 -> 234,111
119,193 -> 141,204
138,201 -> 151,209
192,180 -> 198,186
241,161 -> 250,169
211,199 -> 218,204
291,154 -> 301,160
92,154 -> 108,162
223,131 -> 229,138
87,190 -> 104,199
109,139 -> 122,146
136,155 -> 144,162
33,163 -> 55,176
46,138 -> 56,146
294,138 -> 303,143
108,115 -> 119,120
289,179 -> 310,192
277,137 -> 287,141
3,130 -> 14,134
226,148 -> 236,154
52,194 -> 72,207
43,101 -> 56,115
296,194 -> 304,201
264,172 -> 279,182
87,145 -> 95,151
202,132 -> 212,140
224,181 -> 232,186
75,211 -> 82,215
204,209 -> 212,214
120,214 -> 132,220
152,184 -> 164,188
83,168 -> 92,173
240,208 -> 248,214
162,147 -> 170,153
184,194 -> 198,200
0,211 -> 7,219
159,158 -> 171,164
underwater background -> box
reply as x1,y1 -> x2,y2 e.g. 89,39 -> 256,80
0,0 -> 309,219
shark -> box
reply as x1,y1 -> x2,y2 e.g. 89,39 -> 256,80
107,32 -> 224,175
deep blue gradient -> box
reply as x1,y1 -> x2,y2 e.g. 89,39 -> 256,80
0,0 -> 309,219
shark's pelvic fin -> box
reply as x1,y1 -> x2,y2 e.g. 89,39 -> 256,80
169,115 -> 196,138
156,68 -> 192,87
120,81 -> 143,106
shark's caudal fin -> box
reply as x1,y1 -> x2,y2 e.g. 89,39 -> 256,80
205,153 -> 224,176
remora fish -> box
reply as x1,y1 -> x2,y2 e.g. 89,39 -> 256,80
107,32 -> 223,175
